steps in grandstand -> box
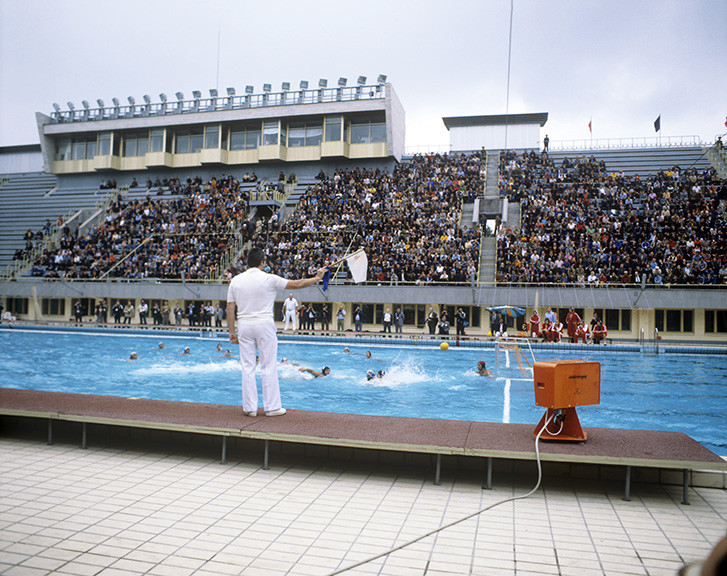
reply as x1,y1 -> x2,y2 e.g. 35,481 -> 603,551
704,145 -> 727,179
479,236 -> 497,284
547,145 -> 712,176
484,152 -> 500,198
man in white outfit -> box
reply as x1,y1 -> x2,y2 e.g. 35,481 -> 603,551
282,293 -> 299,330
227,248 -> 325,417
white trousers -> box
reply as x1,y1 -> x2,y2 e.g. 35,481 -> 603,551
236,321 -> 281,413
284,310 -> 296,330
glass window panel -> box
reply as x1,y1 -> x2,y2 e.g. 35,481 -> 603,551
98,134 -> 111,156
717,310 -> 727,333
205,126 -> 219,149
137,137 -> 148,156
621,309 -> 631,332
655,309 -> 664,332
683,310 -> 693,333
325,118 -> 341,142
73,140 -> 86,159
176,134 -> 189,154
230,131 -> 245,151
150,130 -> 164,152
56,139 -> 72,160
246,130 -> 260,149
263,121 -> 279,145
361,304 -> 374,324
86,140 -> 96,158
370,122 -> 386,142
350,124 -> 369,144
288,123 -> 305,148
402,304 -> 416,325
306,125 -> 322,146
666,309 -> 681,332
190,131 -> 203,153
705,310 -> 715,333
605,309 -> 620,331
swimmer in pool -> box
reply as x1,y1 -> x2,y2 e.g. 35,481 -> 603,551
216,343 -> 223,351
366,369 -> 386,381
127,351 -> 138,361
158,342 -> 165,349
221,350 -> 233,358
299,366 -> 330,378
476,360 -> 493,377
181,347 -> 190,355
344,348 -> 373,359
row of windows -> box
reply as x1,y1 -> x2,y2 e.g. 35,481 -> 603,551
54,118 -> 385,160
10,299 -> 725,334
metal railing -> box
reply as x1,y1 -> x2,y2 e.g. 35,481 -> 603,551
549,135 -> 702,151
50,84 -> 388,124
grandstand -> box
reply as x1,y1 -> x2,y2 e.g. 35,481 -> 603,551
0,82 -> 725,343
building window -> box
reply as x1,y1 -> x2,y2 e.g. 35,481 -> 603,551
204,125 -> 219,149
705,310 -> 727,333
350,121 -> 386,144
263,121 -> 279,146
57,137 -> 98,160
592,308 -> 630,331
6,297 -> 28,315
230,127 -> 261,151
123,133 -> 149,157
150,129 -> 164,153
98,133 -> 112,156
42,298 -> 66,316
175,129 -> 203,154
288,123 -> 305,147
325,117 -> 342,142
56,139 -> 72,161
287,122 -> 323,147
655,309 -> 694,333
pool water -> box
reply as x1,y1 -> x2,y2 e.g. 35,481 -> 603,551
1,328 -> 725,455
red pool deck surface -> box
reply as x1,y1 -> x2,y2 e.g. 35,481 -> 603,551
1,387 -> 724,474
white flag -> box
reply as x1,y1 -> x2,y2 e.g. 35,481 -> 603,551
346,249 -> 368,283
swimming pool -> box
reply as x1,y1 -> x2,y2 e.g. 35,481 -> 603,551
1,327 -> 725,455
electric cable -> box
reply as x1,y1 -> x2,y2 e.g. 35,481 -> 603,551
327,413 -> 556,575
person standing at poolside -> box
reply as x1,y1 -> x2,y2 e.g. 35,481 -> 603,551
227,248 -> 325,417
282,293 -> 298,331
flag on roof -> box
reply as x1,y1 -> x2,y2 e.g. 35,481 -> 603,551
654,115 -> 661,132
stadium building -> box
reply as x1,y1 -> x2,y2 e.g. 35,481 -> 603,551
0,78 -> 725,344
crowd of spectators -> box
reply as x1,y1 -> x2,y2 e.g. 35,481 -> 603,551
31,174 -> 251,280
236,152 -> 485,284
497,152 -> 726,285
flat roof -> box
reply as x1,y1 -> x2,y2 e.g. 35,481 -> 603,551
442,112 -> 548,130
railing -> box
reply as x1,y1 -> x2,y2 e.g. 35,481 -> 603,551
549,135 -> 703,151
49,84 -> 388,124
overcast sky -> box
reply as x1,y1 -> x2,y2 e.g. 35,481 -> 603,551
1,0 -> 725,150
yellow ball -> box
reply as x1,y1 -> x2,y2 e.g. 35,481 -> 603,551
487,331 -> 492,337
440,342 -> 449,351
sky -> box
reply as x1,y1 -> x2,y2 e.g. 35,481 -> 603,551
1,0 -> 725,150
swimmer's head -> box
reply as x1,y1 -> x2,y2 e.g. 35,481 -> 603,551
130,352 -> 137,359
183,347 -> 190,354
224,350 -> 231,356
377,370 -> 385,378
216,344 -> 222,350
322,367 -> 330,376
344,347 -> 350,353
365,351 -> 372,358
477,360 -> 486,369
158,342 -> 164,348
366,369 -> 376,381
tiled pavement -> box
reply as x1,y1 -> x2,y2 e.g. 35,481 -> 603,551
0,437 -> 725,576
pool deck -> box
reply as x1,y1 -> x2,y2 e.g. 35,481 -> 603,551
2,389 -> 727,575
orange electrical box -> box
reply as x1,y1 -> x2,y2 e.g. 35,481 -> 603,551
533,360 -> 600,409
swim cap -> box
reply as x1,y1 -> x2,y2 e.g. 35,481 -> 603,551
477,360 -> 485,368
366,369 -> 375,380
377,370 -> 385,378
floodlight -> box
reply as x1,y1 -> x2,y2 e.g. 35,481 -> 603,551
263,84 -> 271,92
127,96 -> 135,105
318,79 -> 328,88
209,88 -> 218,98
377,74 -> 387,83
300,80 -> 309,90
159,93 -> 167,103
81,100 -> 90,109
192,90 -> 201,99
245,85 -> 254,94
175,92 -> 184,101
52,103 -> 61,113
143,94 -> 151,104
67,101 -> 75,111
96,99 -> 105,108
281,82 -> 290,91
226,87 -> 236,96
112,97 -> 120,107
357,76 -> 367,85
338,77 -> 347,86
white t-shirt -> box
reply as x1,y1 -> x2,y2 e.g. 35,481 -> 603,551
284,296 -> 298,312
227,267 -> 288,325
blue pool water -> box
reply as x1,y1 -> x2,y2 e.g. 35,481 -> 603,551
1,328 -> 725,455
